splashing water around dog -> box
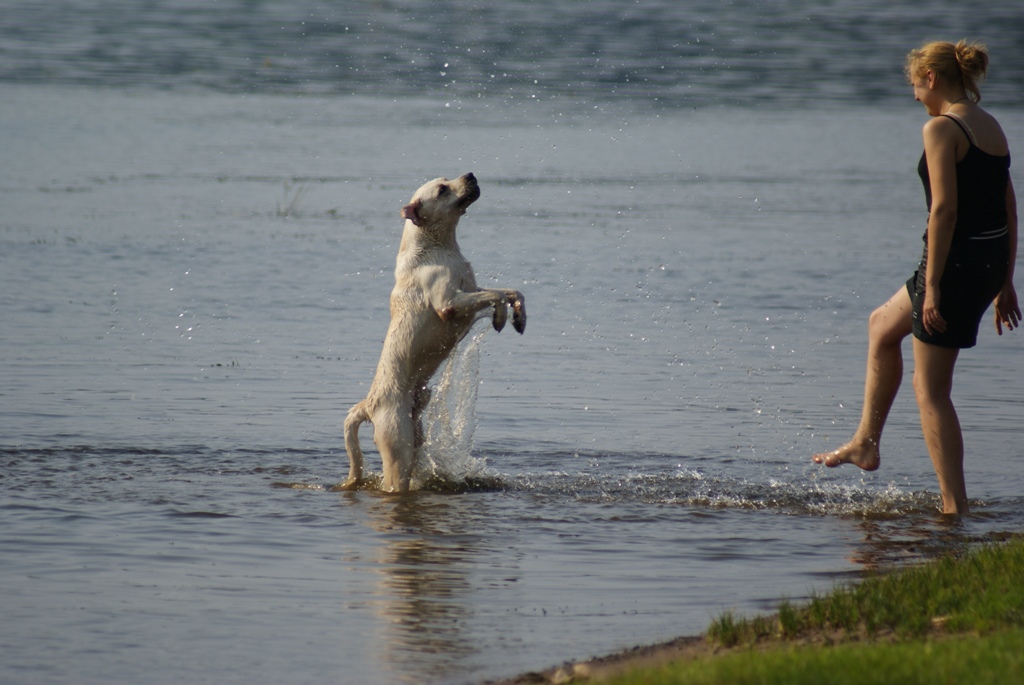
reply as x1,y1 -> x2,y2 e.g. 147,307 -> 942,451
414,324 -> 492,488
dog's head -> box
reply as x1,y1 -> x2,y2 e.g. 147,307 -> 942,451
400,173 -> 480,230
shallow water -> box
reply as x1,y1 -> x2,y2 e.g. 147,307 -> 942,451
4,84 -> 1023,685
4,3 -> 1024,684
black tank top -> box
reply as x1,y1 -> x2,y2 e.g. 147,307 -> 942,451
917,113 -> 1010,241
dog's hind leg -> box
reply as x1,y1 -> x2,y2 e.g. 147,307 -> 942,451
376,411 -> 417,493
412,385 -> 431,449
339,401 -> 370,490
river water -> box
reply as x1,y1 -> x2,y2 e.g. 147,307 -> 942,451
3,2 -> 1024,684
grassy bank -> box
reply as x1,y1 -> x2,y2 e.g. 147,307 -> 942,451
606,536 -> 1024,685
709,534 -> 1024,645
605,630 -> 1024,684
508,535 -> 1024,684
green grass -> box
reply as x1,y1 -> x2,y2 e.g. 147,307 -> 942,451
708,538 -> 1024,645
606,537 -> 1024,685
607,630 -> 1024,685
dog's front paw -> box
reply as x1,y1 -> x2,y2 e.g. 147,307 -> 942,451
492,301 -> 508,332
512,297 -> 526,334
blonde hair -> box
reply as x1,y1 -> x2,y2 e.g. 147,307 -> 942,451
905,39 -> 989,103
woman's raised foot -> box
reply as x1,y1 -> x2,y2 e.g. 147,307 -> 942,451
812,439 -> 881,471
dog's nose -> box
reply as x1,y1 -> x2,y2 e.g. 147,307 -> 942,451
462,172 -> 476,184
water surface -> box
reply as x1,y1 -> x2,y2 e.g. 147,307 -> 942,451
3,3 -> 1024,684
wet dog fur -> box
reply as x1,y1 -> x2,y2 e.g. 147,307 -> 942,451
340,173 -> 525,492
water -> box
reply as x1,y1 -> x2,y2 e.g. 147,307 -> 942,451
3,2 -> 1024,684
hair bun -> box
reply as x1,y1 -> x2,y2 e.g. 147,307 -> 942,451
954,39 -> 989,78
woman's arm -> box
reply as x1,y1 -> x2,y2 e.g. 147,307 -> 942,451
994,176 -> 1021,334
921,116 -> 961,336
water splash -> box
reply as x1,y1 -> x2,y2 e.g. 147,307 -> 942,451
414,324 -> 492,488
481,455 -> 945,518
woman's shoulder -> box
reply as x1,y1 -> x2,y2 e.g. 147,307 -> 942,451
921,114 -> 963,147
966,108 -> 1010,156
924,108 -> 1008,157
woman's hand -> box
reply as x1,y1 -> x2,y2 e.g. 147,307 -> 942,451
994,282 -> 1021,334
922,287 -> 947,335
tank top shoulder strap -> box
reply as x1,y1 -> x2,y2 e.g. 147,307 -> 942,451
942,112 -> 977,147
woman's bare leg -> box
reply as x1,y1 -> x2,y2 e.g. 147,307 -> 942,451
813,288 -> 914,470
912,337 -> 967,514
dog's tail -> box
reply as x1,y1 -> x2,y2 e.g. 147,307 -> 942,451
343,401 -> 370,486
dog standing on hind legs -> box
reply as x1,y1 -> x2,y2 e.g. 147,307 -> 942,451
339,173 -> 526,493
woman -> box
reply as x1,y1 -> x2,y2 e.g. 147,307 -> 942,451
812,40 -> 1021,515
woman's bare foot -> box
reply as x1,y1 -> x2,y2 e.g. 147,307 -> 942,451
812,438 -> 881,471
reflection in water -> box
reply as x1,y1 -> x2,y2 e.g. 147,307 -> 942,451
844,510 -> 1018,572
355,493 -> 502,684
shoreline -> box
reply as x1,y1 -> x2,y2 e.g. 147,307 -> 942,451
489,633 -> 712,684
489,531 -> 1024,684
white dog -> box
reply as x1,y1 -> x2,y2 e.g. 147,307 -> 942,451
340,173 -> 526,493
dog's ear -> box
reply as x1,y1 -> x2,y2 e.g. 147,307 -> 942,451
400,201 -> 424,227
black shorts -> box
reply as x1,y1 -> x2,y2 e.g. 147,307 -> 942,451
907,234 -> 1009,348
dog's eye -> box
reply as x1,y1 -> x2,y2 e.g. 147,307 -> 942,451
437,186 -> 449,197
